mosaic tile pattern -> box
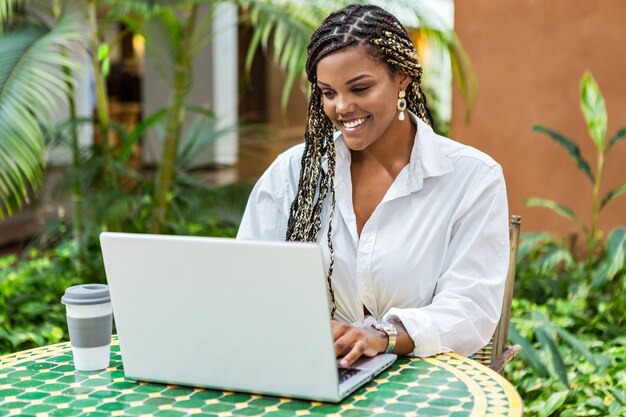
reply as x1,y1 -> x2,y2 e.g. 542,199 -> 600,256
0,338 -> 522,417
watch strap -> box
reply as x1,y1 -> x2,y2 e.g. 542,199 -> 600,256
372,321 -> 397,354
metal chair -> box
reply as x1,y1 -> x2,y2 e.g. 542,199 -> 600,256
473,215 -> 522,374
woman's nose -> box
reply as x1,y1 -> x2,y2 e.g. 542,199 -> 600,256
336,95 -> 355,115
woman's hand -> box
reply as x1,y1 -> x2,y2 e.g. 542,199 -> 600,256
332,320 -> 388,367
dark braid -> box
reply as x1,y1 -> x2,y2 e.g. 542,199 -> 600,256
286,4 -> 433,317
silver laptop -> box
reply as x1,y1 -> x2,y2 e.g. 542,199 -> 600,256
99,233 -> 396,402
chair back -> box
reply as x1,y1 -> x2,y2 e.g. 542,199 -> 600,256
473,215 -> 522,368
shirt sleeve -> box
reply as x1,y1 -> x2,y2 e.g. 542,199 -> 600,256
383,164 -> 510,357
236,155 -> 292,242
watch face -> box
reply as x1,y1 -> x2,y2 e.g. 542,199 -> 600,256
382,323 -> 396,333
373,321 -> 396,335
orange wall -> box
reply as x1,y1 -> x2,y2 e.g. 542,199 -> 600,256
451,1 -> 626,236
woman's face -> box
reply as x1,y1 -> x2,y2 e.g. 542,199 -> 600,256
316,46 -> 409,152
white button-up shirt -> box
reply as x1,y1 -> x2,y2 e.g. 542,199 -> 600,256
237,114 -> 509,357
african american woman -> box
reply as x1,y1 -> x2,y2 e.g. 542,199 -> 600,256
237,4 -> 509,367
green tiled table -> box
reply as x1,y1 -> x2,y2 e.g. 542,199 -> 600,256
0,338 -> 523,417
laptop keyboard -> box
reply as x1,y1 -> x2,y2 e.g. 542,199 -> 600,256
337,367 -> 361,383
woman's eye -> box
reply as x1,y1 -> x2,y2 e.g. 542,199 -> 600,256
322,91 -> 335,98
353,86 -> 370,94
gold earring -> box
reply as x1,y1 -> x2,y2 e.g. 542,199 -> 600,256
397,90 -> 407,121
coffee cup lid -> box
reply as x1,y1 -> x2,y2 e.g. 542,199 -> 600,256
61,284 -> 111,305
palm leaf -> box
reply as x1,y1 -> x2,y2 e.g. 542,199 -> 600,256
445,30 -> 476,122
384,0 -> 477,121
104,0 -> 181,19
241,0 -> 476,113
532,124 -> 594,183
135,9 -> 183,85
0,0 -> 21,34
118,108 -> 168,164
189,3 -> 218,57
242,0 -> 313,109
0,6 -> 86,217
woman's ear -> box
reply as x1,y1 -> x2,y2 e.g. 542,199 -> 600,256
397,72 -> 412,91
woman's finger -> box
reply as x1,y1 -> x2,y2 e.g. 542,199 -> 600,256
340,340 -> 365,367
334,330 -> 355,357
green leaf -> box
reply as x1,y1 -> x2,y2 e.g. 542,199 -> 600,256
609,403 -> 626,416
97,43 -> 109,61
525,198 -> 587,233
608,126 -> 626,151
0,5 -> 87,217
586,398 -> 608,412
0,0 -> 21,35
525,197 -> 576,220
591,262 -> 610,289
119,108 -> 168,164
186,105 -> 215,119
538,391 -> 569,417
18,301 -> 48,316
517,232 -> 555,260
604,228 -> 626,280
580,71 -> 607,153
532,124 -> 594,183
537,245 -> 574,274
608,387 -> 626,406
509,326 -> 550,378
535,326 -> 569,386
140,9 -> 181,84
244,23 -> 263,82
551,326 -> 599,367
601,182 -> 626,209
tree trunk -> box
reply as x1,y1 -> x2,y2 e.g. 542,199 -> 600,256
150,5 -> 198,233
87,0 -> 113,190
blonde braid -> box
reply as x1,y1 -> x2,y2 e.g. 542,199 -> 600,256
286,86 -> 338,316
371,30 -> 434,126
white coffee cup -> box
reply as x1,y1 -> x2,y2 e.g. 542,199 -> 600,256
61,284 -> 112,371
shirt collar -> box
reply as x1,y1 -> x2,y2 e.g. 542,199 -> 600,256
332,111 -> 453,192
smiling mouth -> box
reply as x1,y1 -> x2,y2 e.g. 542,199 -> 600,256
341,116 -> 369,129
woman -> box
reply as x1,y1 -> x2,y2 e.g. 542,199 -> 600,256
237,4 -> 509,367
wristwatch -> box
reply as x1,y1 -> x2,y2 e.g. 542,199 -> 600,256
371,321 -> 397,354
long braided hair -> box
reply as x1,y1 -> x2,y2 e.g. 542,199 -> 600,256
285,4 -> 434,317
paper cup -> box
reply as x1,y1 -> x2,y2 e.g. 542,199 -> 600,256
61,284 -> 112,371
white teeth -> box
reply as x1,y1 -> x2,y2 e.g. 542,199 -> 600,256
342,117 -> 367,129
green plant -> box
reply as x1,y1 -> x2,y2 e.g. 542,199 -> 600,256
516,71 -> 626,414
0,2 -> 85,217
0,243 -> 89,354
44,107 -> 252,244
509,228 -> 626,416
526,71 -> 626,258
